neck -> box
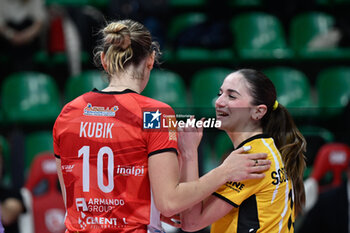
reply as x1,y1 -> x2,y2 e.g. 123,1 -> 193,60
103,72 -> 143,93
226,129 -> 263,148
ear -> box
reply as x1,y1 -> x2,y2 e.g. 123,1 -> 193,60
251,104 -> 267,121
100,52 -> 108,71
146,51 -> 155,70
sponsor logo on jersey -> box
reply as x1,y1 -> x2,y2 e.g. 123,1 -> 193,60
143,110 -> 161,129
225,181 -> 245,193
83,103 -> 119,117
168,130 -> 177,141
116,165 -> 145,176
76,198 -> 125,213
61,164 -> 75,172
75,198 -> 127,229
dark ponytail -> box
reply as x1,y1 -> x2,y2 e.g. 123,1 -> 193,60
265,104 -> 306,215
238,69 -> 306,215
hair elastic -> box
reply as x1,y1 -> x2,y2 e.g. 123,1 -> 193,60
273,100 -> 279,111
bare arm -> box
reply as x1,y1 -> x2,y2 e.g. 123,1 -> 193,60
55,158 -> 67,207
177,124 -> 270,231
148,135 -> 270,217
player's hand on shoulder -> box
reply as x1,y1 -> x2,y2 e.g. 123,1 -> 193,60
220,146 -> 271,182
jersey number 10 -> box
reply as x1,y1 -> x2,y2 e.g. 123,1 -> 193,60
78,146 -> 114,193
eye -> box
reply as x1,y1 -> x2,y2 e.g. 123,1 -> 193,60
228,95 -> 236,99
217,92 -> 222,97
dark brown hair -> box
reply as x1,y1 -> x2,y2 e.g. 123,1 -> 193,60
238,68 -> 306,215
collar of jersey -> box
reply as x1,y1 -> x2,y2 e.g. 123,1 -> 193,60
235,134 -> 270,150
92,88 -> 138,94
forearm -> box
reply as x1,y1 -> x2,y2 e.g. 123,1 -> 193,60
150,157 -> 226,217
56,158 -> 67,207
180,150 -> 207,231
170,167 -> 225,215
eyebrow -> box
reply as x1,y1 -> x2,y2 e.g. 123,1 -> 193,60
227,89 -> 241,96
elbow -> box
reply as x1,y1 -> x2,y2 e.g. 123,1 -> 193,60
181,216 -> 203,232
156,202 -> 181,217
154,198 -> 183,217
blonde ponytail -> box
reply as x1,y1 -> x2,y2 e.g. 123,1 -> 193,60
94,19 -> 160,77
102,23 -> 133,74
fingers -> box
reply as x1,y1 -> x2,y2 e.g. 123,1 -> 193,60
249,158 -> 271,167
248,164 -> 271,173
232,146 -> 252,154
247,153 -> 268,160
177,116 -> 204,133
246,173 -> 266,180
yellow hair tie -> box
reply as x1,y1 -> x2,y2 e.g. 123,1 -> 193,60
273,100 -> 279,110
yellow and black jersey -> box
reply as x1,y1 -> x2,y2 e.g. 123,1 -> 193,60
211,134 -> 294,233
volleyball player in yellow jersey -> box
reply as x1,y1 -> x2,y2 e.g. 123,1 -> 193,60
178,69 -> 306,233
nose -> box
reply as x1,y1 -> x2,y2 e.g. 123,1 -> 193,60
215,94 -> 225,108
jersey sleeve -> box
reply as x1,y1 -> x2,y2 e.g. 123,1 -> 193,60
53,115 -> 61,158
52,103 -> 71,158
145,106 -> 178,157
213,178 -> 267,207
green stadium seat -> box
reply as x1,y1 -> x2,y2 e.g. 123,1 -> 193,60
214,132 -> 233,161
334,0 -> 350,4
290,12 -> 350,60
190,67 -> 233,118
25,131 -> 54,172
201,139 -> 216,174
316,66 -> 350,118
65,70 -> 108,103
229,0 -> 262,7
263,67 -> 315,118
46,0 -> 90,6
167,13 -> 234,63
142,69 -> 189,112
0,105 -> 5,126
315,0 -> 329,5
169,0 -> 207,8
1,72 -> 61,124
231,12 -> 293,60
0,135 -> 11,186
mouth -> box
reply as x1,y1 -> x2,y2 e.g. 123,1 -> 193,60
216,110 -> 229,118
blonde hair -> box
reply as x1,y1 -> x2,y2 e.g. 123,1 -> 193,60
94,19 -> 160,76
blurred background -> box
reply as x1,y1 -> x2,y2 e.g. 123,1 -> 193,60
1,0 -> 350,232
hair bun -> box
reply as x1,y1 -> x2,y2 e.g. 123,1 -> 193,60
103,22 -> 131,50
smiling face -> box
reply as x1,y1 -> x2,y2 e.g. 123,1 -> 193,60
215,72 -> 267,133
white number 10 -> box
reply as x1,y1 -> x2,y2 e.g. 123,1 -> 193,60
78,146 -> 114,193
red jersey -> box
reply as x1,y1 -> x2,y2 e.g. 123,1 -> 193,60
53,89 -> 178,233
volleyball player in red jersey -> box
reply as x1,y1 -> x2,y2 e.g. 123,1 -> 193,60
53,19 -> 271,233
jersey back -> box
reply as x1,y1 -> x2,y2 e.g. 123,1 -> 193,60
53,90 -> 178,232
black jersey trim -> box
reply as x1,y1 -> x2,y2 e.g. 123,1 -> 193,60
213,192 -> 239,208
148,148 -> 178,157
236,134 -> 270,150
92,88 -> 138,95
54,154 -> 61,159
237,194 -> 260,233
